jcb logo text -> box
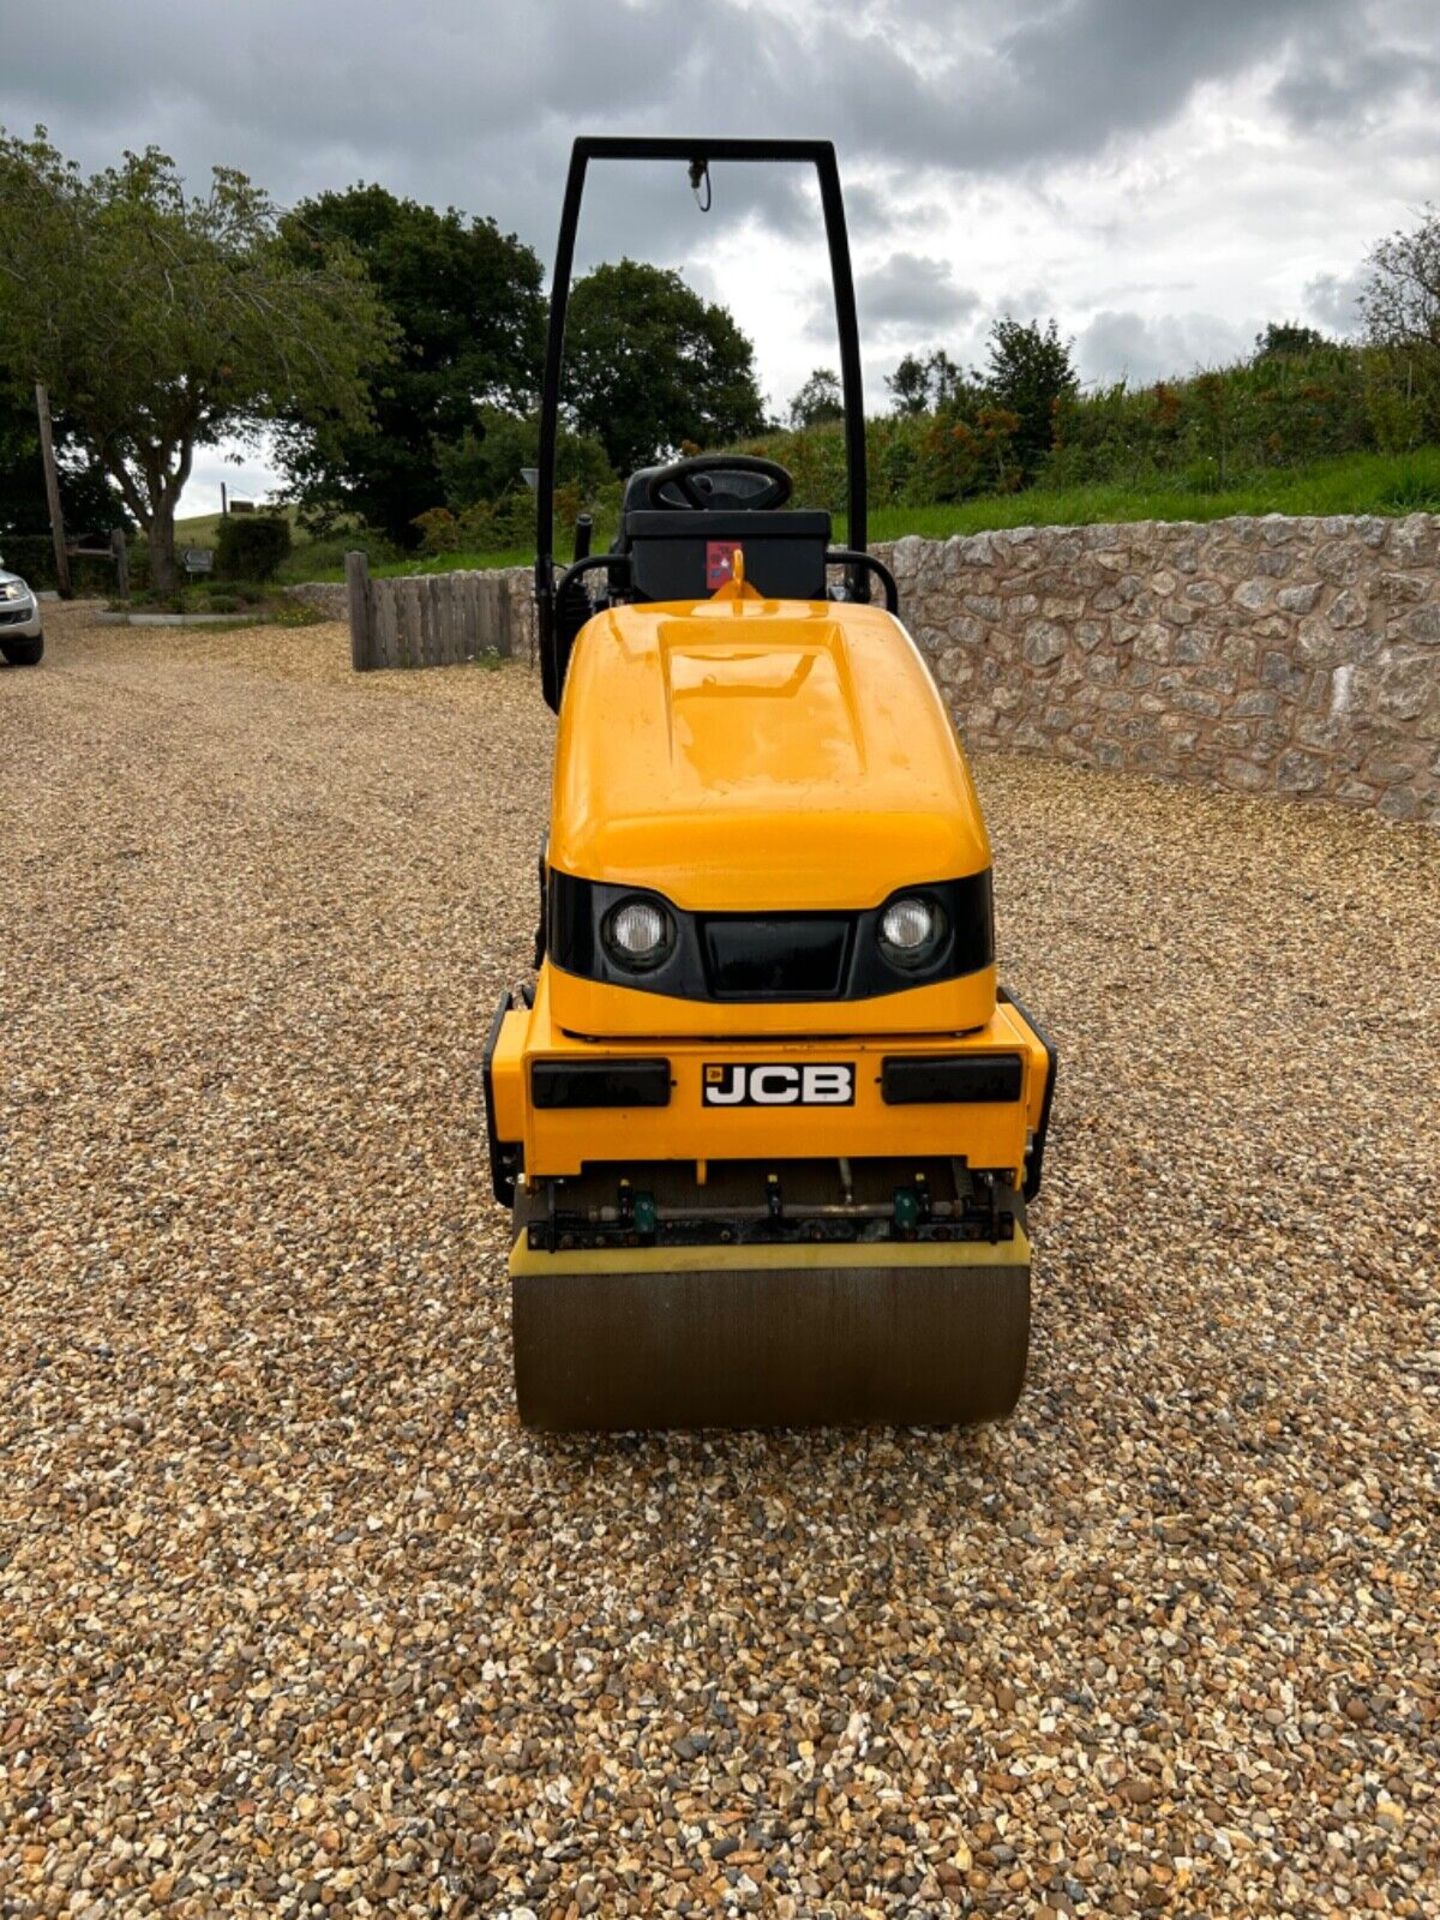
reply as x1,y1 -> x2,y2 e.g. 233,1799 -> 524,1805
702,1063 -> 855,1107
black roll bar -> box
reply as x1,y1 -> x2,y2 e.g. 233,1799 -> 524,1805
535,137 -> 870,711
826,548 -> 898,614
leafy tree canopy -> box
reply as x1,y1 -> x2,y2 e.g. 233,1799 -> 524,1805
983,316 -> 1077,475
0,378 -> 124,541
887,349 -> 966,416
277,184 -> 545,544
788,367 -> 845,429
1357,204 -> 1440,444
1253,322 -> 1331,359
563,260 -> 766,473
435,403 -> 610,512
0,127 -> 391,588
1360,203 -> 1440,350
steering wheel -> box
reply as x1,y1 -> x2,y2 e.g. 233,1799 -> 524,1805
646,453 -> 793,512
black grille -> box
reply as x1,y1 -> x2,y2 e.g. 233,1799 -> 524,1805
702,917 -> 850,998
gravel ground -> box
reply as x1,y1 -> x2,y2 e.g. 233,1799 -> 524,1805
2,603 -> 1437,1920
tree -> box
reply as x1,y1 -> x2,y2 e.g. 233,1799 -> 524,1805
927,350 -> 965,409
563,260 -> 766,473
0,128 -> 390,589
0,378 -> 124,540
1359,205 -> 1440,349
1253,322 -> 1330,359
788,367 -> 845,429
435,404 -> 611,512
887,348 -> 966,415
1358,205 -> 1440,447
983,317 -> 1077,476
277,184 -> 545,544
887,354 -> 929,416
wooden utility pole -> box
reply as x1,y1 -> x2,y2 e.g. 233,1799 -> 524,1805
220,481 -> 228,516
110,527 -> 130,601
34,383 -> 73,600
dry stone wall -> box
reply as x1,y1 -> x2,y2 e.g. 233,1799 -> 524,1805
309,514 -> 1436,820
874,514 -> 1439,823
281,581 -> 348,619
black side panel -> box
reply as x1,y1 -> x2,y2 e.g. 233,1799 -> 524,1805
483,990 -> 519,1206
998,985 -> 1059,1202
550,552 -> 631,697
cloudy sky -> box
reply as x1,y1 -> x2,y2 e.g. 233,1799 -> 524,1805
4,0 -> 1437,514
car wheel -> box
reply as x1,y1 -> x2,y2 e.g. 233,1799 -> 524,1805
1,632 -> 43,666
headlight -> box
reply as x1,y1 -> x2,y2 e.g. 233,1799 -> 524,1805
879,895 -> 945,967
602,896 -> 674,971
0,582 -> 30,602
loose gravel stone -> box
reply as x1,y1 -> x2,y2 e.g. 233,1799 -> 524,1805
2,604 -> 1437,1918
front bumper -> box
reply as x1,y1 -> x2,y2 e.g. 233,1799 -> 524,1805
0,603 -> 42,639
484,969 -> 1056,1202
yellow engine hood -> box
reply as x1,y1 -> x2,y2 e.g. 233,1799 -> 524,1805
549,595 -> 990,912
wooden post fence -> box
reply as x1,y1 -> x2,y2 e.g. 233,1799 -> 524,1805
345,550 -> 371,672
345,551 -> 520,673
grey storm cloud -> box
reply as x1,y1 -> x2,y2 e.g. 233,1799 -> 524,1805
1270,31 -> 1440,134
1305,269 -> 1369,337
803,252 -> 981,352
1074,310 -> 1258,387
6,0 -> 1437,494
3,0 -> 1423,263
861,254 -> 982,331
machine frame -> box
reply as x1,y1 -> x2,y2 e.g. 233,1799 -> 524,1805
534,136 -> 872,708
485,136 -> 1057,1430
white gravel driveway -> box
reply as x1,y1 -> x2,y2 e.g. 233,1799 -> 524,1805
2,605 -> 1437,1918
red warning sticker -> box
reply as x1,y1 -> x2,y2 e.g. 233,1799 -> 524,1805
706,541 -> 740,589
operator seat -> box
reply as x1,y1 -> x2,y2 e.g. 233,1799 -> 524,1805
616,460 -> 833,602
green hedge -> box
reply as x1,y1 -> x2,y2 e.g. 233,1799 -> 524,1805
216,513 -> 292,581
0,532 -> 60,586
721,341 -> 1440,512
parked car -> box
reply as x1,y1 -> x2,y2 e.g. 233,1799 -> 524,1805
0,563 -> 44,665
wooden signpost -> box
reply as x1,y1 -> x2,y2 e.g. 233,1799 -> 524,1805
33,384 -> 133,600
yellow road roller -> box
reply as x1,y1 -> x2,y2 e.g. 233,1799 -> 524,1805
484,137 -> 1056,1429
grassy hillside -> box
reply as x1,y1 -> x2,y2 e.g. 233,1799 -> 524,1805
280,446 -> 1440,581
172,504 -> 312,548
861,447 -> 1440,541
